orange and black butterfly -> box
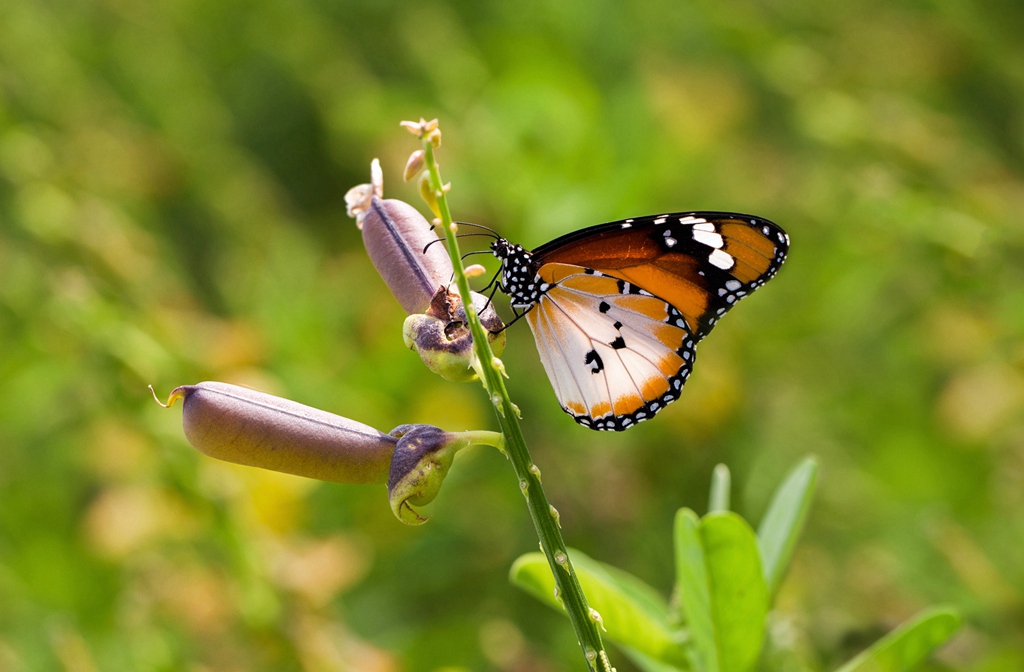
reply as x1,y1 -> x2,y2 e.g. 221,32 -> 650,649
489,212 -> 789,431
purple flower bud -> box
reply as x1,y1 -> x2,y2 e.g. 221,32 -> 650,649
386,424 -> 467,524
159,382 -> 396,485
403,287 -> 506,382
361,196 -> 453,315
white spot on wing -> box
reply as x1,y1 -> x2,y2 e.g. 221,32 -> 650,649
709,248 -> 735,269
692,228 -> 724,248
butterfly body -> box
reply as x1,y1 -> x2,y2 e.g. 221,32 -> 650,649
491,212 -> 788,431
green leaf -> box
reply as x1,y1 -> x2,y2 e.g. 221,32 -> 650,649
510,550 -> 689,669
708,464 -> 731,513
675,509 -> 718,672
675,509 -> 768,672
620,643 -> 690,672
756,456 -> 818,599
834,607 -> 961,672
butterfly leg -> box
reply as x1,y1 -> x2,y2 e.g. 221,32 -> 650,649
491,303 -> 535,334
477,275 -> 505,315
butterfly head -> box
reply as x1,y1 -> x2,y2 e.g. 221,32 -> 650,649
489,237 -> 517,260
490,238 -> 544,309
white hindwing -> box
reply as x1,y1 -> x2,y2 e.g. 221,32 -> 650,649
524,264 -> 697,431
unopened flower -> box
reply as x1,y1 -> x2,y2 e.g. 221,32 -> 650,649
400,118 -> 439,138
387,425 -> 499,524
344,159 -> 384,226
153,382 -> 396,485
347,160 -> 505,381
403,287 -> 505,382
358,196 -> 453,315
403,150 -> 426,182
418,173 -> 441,218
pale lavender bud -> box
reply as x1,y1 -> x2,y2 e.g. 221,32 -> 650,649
360,196 -> 453,315
156,382 -> 396,485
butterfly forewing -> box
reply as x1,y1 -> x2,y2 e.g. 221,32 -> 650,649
532,212 -> 789,340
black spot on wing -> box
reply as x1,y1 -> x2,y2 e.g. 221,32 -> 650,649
610,336 -> 626,350
584,349 -> 604,374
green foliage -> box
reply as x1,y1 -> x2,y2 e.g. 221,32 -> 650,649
707,464 -> 731,513
675,509 -> 767,672
757,457 -> 818,599
511,550 -> 688,669
835,608 -> 962,672
512,460 -> 961,672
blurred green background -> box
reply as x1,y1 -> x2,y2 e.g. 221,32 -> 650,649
1,0 -> 1022,669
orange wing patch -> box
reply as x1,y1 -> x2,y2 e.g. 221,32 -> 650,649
719,221 -> 782,284
607,262 -> 710,334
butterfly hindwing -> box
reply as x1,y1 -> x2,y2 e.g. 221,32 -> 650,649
525,264 -> 696,431
532,212 -> 789,340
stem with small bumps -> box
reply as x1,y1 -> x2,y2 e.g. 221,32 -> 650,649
421,137 -> 612,672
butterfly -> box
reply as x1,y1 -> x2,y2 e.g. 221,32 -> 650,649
488,212 -> 789,431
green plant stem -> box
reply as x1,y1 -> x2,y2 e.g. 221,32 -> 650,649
422,139 -> 612,672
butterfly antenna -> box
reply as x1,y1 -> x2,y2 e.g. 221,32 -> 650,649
423,233 -> 501,254
460,249 -> 494,260
454,221 -> 501,239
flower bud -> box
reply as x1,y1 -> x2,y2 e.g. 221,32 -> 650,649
344,159 -> 384,227
360,196 -> 453,314
403,286 -> 505,382
418,173 -> 441,218
155,382 -> 396,484
403,150 -> 426,182
400,118 -> 439,139
386,424 -> 467,524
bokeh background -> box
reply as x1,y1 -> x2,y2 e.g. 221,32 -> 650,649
1,0 -> 1023,670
